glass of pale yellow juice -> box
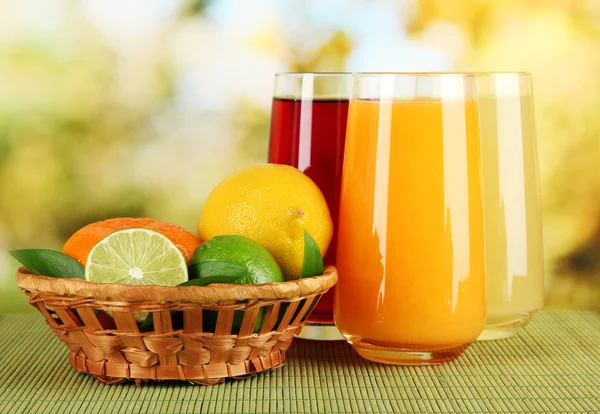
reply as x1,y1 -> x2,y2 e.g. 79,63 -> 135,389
335,73 -> 486,365
476,73 -> 544,340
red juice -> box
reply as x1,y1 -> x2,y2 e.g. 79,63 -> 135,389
268,97 -> 349,323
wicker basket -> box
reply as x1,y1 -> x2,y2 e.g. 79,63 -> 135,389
16,266 -> 337,385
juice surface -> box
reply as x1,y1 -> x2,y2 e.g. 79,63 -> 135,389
335,99 -> 486,347
269,98 -> 349,320
479,94 -> 544,323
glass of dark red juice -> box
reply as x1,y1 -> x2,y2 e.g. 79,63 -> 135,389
268,73 -> 350,340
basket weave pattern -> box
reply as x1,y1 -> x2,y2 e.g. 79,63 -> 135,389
16,266 -> 337,385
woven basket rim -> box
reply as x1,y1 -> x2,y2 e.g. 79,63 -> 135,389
16,265 -> 337,304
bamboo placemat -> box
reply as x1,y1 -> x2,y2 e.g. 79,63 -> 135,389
0,311 -> 598,414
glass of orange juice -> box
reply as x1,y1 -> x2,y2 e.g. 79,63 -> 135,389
335,73 -> 486,365
476,73 -> 544,340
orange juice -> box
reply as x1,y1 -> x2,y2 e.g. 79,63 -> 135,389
335,97 -> 486,363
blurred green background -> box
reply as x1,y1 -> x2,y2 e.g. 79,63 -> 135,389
1,0 -> 599,312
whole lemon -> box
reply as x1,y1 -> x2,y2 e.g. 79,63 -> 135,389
198,164 -> 332,280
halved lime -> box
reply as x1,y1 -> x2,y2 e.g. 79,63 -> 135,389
85,228 -> 188,286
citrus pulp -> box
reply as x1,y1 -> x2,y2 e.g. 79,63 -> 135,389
85,228 -> 188,286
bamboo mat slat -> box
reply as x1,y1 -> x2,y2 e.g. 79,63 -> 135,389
0,311 -> 598,414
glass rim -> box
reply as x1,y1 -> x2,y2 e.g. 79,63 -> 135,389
474,71 -> 532,78
353,72 -> 477,78
275,72 -> 531,77
275,72 -> 352,77
352,71 -> 531,77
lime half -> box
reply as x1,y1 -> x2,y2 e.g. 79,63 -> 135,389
85,228 -> 188,286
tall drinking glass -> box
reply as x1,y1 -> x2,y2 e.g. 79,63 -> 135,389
477,73 -> 544,340
268,73 -> 351,340
335,73 -> 486,364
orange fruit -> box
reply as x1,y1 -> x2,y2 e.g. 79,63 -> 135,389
198,163 -> 332,280
62,218 -> 201,266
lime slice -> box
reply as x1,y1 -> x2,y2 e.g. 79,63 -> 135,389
85,228 -> 188,286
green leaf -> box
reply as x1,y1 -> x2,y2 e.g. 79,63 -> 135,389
138,314 -> 154,332
138,312 -> 154,332
187,246 -> 206,266
187,261 -> 250,283
179,273 -> 245,287
137,261 -> 249,330
299,230 -> 324,279
10,249 -> 85,279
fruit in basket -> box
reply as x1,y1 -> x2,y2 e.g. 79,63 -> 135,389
190,235 -> 283,284
198,164 -> 332,280
193,235 -> 284,333
85,228 -> 188,286
62,217 -> 200,266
